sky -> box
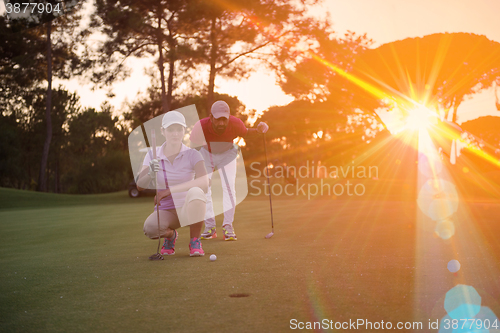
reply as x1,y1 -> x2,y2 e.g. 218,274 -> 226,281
316,0 -> 500,47
2,0 -> 500,124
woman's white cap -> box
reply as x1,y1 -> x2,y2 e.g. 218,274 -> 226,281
162,111 -> 186,128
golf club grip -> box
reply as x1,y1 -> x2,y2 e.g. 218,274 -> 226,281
151,130 -> 157,159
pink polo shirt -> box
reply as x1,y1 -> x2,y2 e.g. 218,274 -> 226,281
143,143 -> 204,210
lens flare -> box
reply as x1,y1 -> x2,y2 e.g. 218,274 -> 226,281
435,220 -> 456,240
417,179 -> 459,221
404,106 -> 436,131
444,285 -> 482,320
447,260 -> 461,273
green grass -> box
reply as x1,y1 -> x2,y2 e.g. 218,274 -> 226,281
1,187 -> 500,332
0,187 -> 149,210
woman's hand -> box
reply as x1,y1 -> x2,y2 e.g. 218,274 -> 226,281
148,159 -> 160,176
154,189 -> 171,205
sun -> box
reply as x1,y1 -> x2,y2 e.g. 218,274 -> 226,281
404,106 -> 435,131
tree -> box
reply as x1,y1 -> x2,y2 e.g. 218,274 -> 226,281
1,1 -> 89,191
254,20 -> 386,165
89,0 -> 200,114
0,16 -> 46,116
272,19 -> 387,126
253,98 -> 381,168
0,114 -> 24,188
190,0 -> 319,114
354,33 -> 500,123
0,85 -> 80,190
461,116 -> 500,148
64,104 -> 131,194
33,87 -> 81,193
90,0 -> 328,119
461,116 -> 500,171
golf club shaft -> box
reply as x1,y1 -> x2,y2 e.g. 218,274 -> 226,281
151,129 -> 161,254
220,167 -> 236,210
208,143 -> 236,215
263,134 -> 274,232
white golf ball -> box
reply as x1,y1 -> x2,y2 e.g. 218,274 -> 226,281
210,254 -> 217,261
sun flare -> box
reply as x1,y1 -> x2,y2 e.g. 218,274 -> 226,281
404,106 -> 435,131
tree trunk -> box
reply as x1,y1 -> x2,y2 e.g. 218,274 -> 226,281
371,111 -> 387,130
495,83 -> 500,111
443,108 -> 450,121
27,153 -> 31,190
451,107 -> 458,123
157,13 -> 169,114
38,21 -> 53,192
450,97 -> 457,123
207,16 -> 217,116
55,154 -> 60,193
167,54 -> 175,110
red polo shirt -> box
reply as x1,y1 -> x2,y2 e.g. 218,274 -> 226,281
190,116 -> 247,153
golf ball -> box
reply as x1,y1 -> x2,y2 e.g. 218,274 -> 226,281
210,254 -> 217,261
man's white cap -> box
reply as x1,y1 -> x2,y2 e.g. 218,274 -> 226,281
211,100 -> 230,119
162,111 -> 186,128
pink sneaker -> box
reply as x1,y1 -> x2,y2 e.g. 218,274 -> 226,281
161,230 -> 178,255
189,237 -> 205,257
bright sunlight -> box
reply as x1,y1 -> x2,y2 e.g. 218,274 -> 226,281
404,105 -> 436,131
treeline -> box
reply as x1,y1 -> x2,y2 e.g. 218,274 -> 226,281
3,1 -> 498,194
0,87 -> 130,193
1,0 -> 380,194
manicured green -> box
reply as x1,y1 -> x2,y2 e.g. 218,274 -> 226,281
1,187 -> 500,332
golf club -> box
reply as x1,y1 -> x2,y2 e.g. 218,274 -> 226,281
149,129 -> 164,260
263,133 -> 274,239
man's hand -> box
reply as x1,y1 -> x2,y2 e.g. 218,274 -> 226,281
154,189 -> 171,205
148,159 -> 160,177
257,122 -> 269,134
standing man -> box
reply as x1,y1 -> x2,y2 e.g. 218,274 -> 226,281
190,100 -> 269,240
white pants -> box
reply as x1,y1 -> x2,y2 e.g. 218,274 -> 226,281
200,146 -> 238,228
